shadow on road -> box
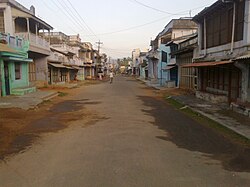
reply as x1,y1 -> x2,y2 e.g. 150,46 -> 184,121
138,95 -> 250,172
0,99 -> 104,161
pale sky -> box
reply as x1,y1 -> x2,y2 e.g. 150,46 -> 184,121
17,0 -> 216,58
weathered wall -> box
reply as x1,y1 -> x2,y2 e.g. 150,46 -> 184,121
35,57 -> 48,87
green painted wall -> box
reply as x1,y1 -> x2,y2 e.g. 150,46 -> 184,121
9,62 -> 29,93
0,60 -> 5,96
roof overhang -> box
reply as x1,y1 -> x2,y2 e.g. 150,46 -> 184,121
182,60 -> 233,68
2,56 -> 33,62
193,0 -> 235,22
162,66 -> 176,70
234,54 -> 250,61
48,63 -> 68,68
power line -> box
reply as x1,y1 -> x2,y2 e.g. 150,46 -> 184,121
50,0 -> 95,41
54,0 -> 88,34
85,14 -> 174,36
49,0 -> 87,36
39,0 -> 79,34
130,0 -> 211,16
130,0 -> 187,15
84,3 -> 211,37
65,0 -> 99,40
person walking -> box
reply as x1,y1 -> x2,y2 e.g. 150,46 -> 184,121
109,71 -> 114,84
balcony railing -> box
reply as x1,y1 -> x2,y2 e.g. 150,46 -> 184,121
0,32 -> 25,50
69,58 -> 83,66
48,53 -> 68,63
15,32 -> 50,50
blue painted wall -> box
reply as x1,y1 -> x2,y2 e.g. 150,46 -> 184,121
157,44 -> 170,86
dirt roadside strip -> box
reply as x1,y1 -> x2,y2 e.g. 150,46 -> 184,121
0,90 -> 58,110
0,81 -> 103,160
137,78 -> 250,140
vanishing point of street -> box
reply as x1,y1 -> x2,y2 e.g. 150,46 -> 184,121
0,76 -> 250,187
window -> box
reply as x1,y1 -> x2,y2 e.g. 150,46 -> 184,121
202,0 -> 245,49
15,63 -> 21,80
162,51 -> 168,62
0,11 -> 4,33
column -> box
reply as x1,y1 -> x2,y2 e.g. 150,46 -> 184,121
26,18 -> 30,40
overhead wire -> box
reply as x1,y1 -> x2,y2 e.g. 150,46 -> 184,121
39,0 -> 79,34
85,14 -> 175,36
85,2 -> 212,37
129,0 -> 211,16
54,0 -> 93,39
130,0 -> 187,15
65,0 -> 99,41
49,0 -> 87,36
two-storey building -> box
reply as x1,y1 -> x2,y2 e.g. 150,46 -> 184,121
185,0 -> 250,114
0,0 -> 53,87
0,33 -> 33,96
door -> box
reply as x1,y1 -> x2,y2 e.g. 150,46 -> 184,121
4,62 -> 10,95
170,66 -> 178,86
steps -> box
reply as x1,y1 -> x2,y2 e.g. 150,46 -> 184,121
11,86 -> 36,96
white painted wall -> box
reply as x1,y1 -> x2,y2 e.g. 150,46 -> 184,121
1,3 -> 14,34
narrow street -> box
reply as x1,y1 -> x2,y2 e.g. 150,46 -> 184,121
0,76 -> 250,187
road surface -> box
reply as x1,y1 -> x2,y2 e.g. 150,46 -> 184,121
0,76 -> 250,186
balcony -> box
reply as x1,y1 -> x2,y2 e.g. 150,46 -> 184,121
0,33 -> 26,51
48,53 -> 68,64
69,58 -> 83,66
15,32 -> 50,55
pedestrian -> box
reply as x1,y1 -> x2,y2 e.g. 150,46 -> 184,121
109,71 -> 114,84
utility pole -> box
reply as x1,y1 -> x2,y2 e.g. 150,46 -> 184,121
96,40 -> 103,53
189,10 -> 192,17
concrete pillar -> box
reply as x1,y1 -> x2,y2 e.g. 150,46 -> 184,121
4,6 -> 13,34
235,61 -> 249,102
12,17 -> 15,34
26,18 -> 30,40
247,64 -> 250,102
244,0 -> 250,45
35,24 -> 38,36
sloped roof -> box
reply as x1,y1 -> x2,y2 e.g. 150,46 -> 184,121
193,0 -> 235,22
3,0 -> 53,30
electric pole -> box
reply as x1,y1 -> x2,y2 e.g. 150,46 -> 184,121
96,40 -> 103,53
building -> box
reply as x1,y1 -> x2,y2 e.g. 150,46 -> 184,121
185,0 -> 250,116
80,42 -> 95,80
0,0 -> 53,87
132,49 -> 141,76
139,52 -> 148,80
0,33 -> 33,96
147,18 -> 197,87
159,18 -> 198,87
43,32 -> 82,84
171,34 -> 198,91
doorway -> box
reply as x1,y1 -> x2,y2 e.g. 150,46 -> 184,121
4,62 -> 10,95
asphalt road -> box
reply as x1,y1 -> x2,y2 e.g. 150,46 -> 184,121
0,76 -> 250,187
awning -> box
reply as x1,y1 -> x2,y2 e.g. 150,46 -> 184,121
2,56 -> 33,62
162,66 -> 175,70
166,39 -> 187,46
168,58 -> 176,66
48,63 -> 67,68
182,61 -> 233,68
235,54 -> 250,61
83,64 -> 95,67
72,66 -> 82,70
64,66 -> 75,70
